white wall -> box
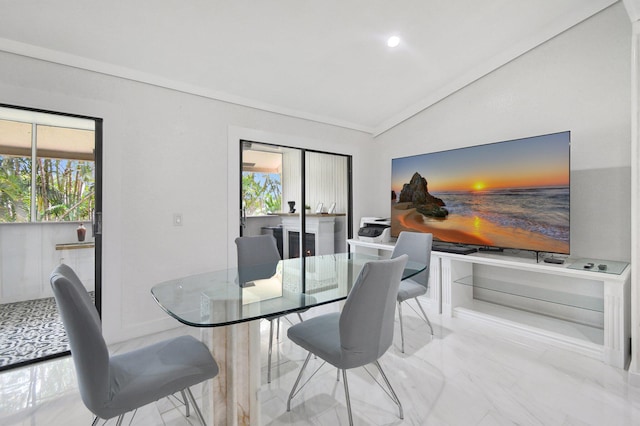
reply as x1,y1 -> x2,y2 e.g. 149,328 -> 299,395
0,50 -> 371,343
626,0 -> 640,383
369,3 -> 632,262
0,222 -> 95,303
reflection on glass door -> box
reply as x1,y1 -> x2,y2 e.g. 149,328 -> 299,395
304,151 -> 350,258
240,141 -> 299,263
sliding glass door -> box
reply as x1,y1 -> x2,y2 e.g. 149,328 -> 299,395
239,140 -> 352,259
301,150 -> 350,258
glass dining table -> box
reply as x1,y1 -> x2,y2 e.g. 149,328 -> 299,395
151,252 -> 426,425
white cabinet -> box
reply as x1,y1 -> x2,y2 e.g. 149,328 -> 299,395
441,253 -> 630,368
281,215 -> 336,258
347,238 -> 630,368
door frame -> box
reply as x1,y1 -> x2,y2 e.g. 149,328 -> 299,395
239,139 -> 353,259
228,125 -> 353,267
0,103 -> 103,369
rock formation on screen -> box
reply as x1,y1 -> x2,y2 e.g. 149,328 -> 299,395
399,172 -> 449,218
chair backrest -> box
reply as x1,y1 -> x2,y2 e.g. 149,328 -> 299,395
339,255 -> 408,368
391,231 -> 432,288
235,234 -> 281,284
50,264 -> 110,415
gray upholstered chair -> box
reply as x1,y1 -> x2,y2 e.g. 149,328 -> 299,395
391,231 -> 434,353
50,264 -> 218,426
235,234 -> 305,384
286,255 -> 409,425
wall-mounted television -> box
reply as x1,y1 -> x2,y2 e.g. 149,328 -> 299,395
391,131 -> 570,255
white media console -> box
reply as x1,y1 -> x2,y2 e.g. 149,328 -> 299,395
347,238 -> 631,368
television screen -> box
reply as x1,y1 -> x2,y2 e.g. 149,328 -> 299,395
391,131 -> 570,254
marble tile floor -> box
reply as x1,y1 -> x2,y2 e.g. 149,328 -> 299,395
1,300 -> 640,425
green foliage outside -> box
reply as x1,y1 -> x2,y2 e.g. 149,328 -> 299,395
0,155 -> 95,222
0,156 -> 29,221
242,172 -> 282,215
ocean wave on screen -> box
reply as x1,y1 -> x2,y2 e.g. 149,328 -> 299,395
433,187 -> 569,241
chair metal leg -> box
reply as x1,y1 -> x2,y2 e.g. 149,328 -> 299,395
287,352 -> 312,411
115,414 -> 124,426
180,390 -> 190,417
398,301 -> 405,353
342,369 -> 354,426
414,297 -> 434,335
185,387 -> 207,426
91,416 -> 100,426
268,319 -> 275,383
374,361 -> 404,420
297,312 -> 304,322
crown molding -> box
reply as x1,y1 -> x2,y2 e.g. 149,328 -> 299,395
0,0 -> 620,138
0,37 -> 373,135
372,0 -> 618,137
624,0 -> 640,22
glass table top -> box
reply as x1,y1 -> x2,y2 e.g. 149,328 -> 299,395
151,252 -> 426,327
567,258 -> 630,275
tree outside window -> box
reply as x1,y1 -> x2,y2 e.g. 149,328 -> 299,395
0,116 -> 95,223
242,172 -> 282,216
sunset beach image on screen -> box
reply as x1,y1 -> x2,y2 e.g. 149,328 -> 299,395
391,131 -> 570,254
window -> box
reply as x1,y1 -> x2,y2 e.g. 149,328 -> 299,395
242,147 -> 282,216
0,108 -> 95,223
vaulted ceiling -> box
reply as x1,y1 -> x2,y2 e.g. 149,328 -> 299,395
0,0 -> 620,135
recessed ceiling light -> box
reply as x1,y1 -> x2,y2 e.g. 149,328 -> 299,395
387,36 -> 400,48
